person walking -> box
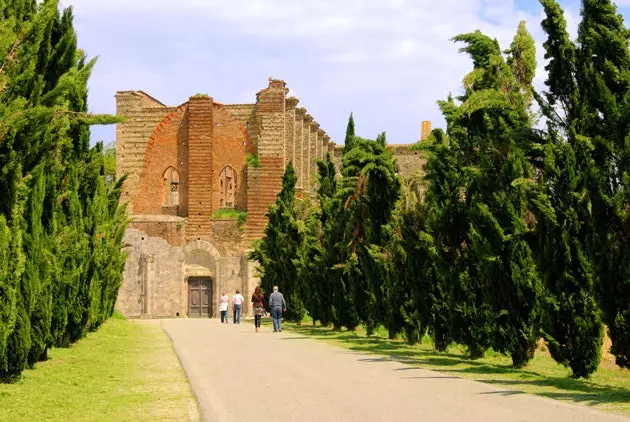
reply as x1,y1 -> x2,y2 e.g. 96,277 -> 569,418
251,286 -> 265,333
232,289 -> 244,324
219,292 -> 229,324
269,286 -> 286,333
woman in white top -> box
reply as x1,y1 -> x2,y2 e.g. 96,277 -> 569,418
219,293 -> 229,323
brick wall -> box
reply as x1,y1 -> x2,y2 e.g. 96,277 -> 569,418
132,106 -> 187,215
187,96 -> 214,240
210,219 -> 248,256
128,216 -> 187,246
211,104 -> 250,214
246,79 -> 288,240
255,79 -> 287,157
245,156 -> 284,239
223,104 -> 258,149
115,91 -> 176,213
390,145 -> 427,177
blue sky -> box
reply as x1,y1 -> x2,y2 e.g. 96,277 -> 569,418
61,0 -> 630,146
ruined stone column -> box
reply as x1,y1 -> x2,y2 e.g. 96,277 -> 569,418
285,97 -> 299,169
322,134 -> 330,160
143,253 -> 156,317
246,78 -> 289,240
421,120 -> 432,141
302,112 -> 313,190
309,122 -> 319,194
294,108 -> 306,190
318,129 -> 326,161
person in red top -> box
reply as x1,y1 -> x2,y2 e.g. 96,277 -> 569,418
251,286 -> 265,333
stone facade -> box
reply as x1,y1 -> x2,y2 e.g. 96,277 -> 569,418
114,77 -> 429,319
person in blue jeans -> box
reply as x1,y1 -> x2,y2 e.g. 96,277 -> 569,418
268,285 -> 287,332
232,290 -> 244,323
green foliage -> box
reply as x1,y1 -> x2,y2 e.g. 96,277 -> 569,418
419,29 -> 544,366
246,152 -> 261,168
248,0 -> 630,380
102,142 -> 116,186
0,0 -> 129,381
212,208 -> 248,225
297,154 -> 338,327
574,0 -> 630,371
294,115 -> 400,333
505,21 -> 537,114
249,163 -> 306,322
535,0 -> 630,376
343,112 -> 355,152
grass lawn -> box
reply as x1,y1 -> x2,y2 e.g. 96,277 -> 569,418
0,315 -> 199,422
264,317 -> 630,417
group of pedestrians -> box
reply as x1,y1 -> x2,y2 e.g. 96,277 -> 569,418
219,290 -> 245,324
219,286 -> 286,333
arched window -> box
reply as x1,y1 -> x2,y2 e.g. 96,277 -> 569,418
219,166 -> 236,208
163,167 -> 180,207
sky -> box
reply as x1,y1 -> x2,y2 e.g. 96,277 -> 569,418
60,0 -> 630,146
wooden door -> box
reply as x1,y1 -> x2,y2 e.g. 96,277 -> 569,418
188,277 -> 211,318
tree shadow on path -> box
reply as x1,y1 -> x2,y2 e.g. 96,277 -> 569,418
285,323 -> 630,413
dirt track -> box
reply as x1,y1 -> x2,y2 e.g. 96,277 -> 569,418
163,319 -> 629,422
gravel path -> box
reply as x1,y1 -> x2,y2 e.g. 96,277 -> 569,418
162,319 -> 628,422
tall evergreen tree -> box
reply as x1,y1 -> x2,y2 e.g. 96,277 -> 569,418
535,0 -> 630,375
250,163 -> 306,322
335,130 -> 400,336
416,128 -> 465,351
388,173 -> 435,345
427,28 -> 543,365
575,0 -> 630,370
319,116 -> 362,331
0,0 -> 128,380
298,154 -> 338,326
343,112 -> 356,153
505,21 -> 537,116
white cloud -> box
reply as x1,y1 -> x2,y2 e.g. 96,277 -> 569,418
62,0 -> 606,144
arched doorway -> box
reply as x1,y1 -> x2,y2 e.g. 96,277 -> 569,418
182,240 -> 221,318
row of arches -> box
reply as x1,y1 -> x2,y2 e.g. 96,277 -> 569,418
162,166 -> 238,208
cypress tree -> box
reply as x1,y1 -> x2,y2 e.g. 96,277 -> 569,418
250,163 -> 306,322
428,28 -> 543,365
0,0 -> 128,380
298,154 -> 338,327
343,112 -> 355,153
335,129 -> 400,336
535,0 -> 628,376
575,0 -> 630,370
389,174 -> 434,345
505,21 -> 537,115
419,127 -> 464,352
323,116 -> 364,331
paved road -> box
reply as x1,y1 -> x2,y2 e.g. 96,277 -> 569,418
163,319 -> 628,422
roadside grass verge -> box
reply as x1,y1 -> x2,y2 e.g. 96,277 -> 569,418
271,316 -> 630,417
0,314 -> 199,422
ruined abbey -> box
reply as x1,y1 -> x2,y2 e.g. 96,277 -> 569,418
114,78 -> 428,319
